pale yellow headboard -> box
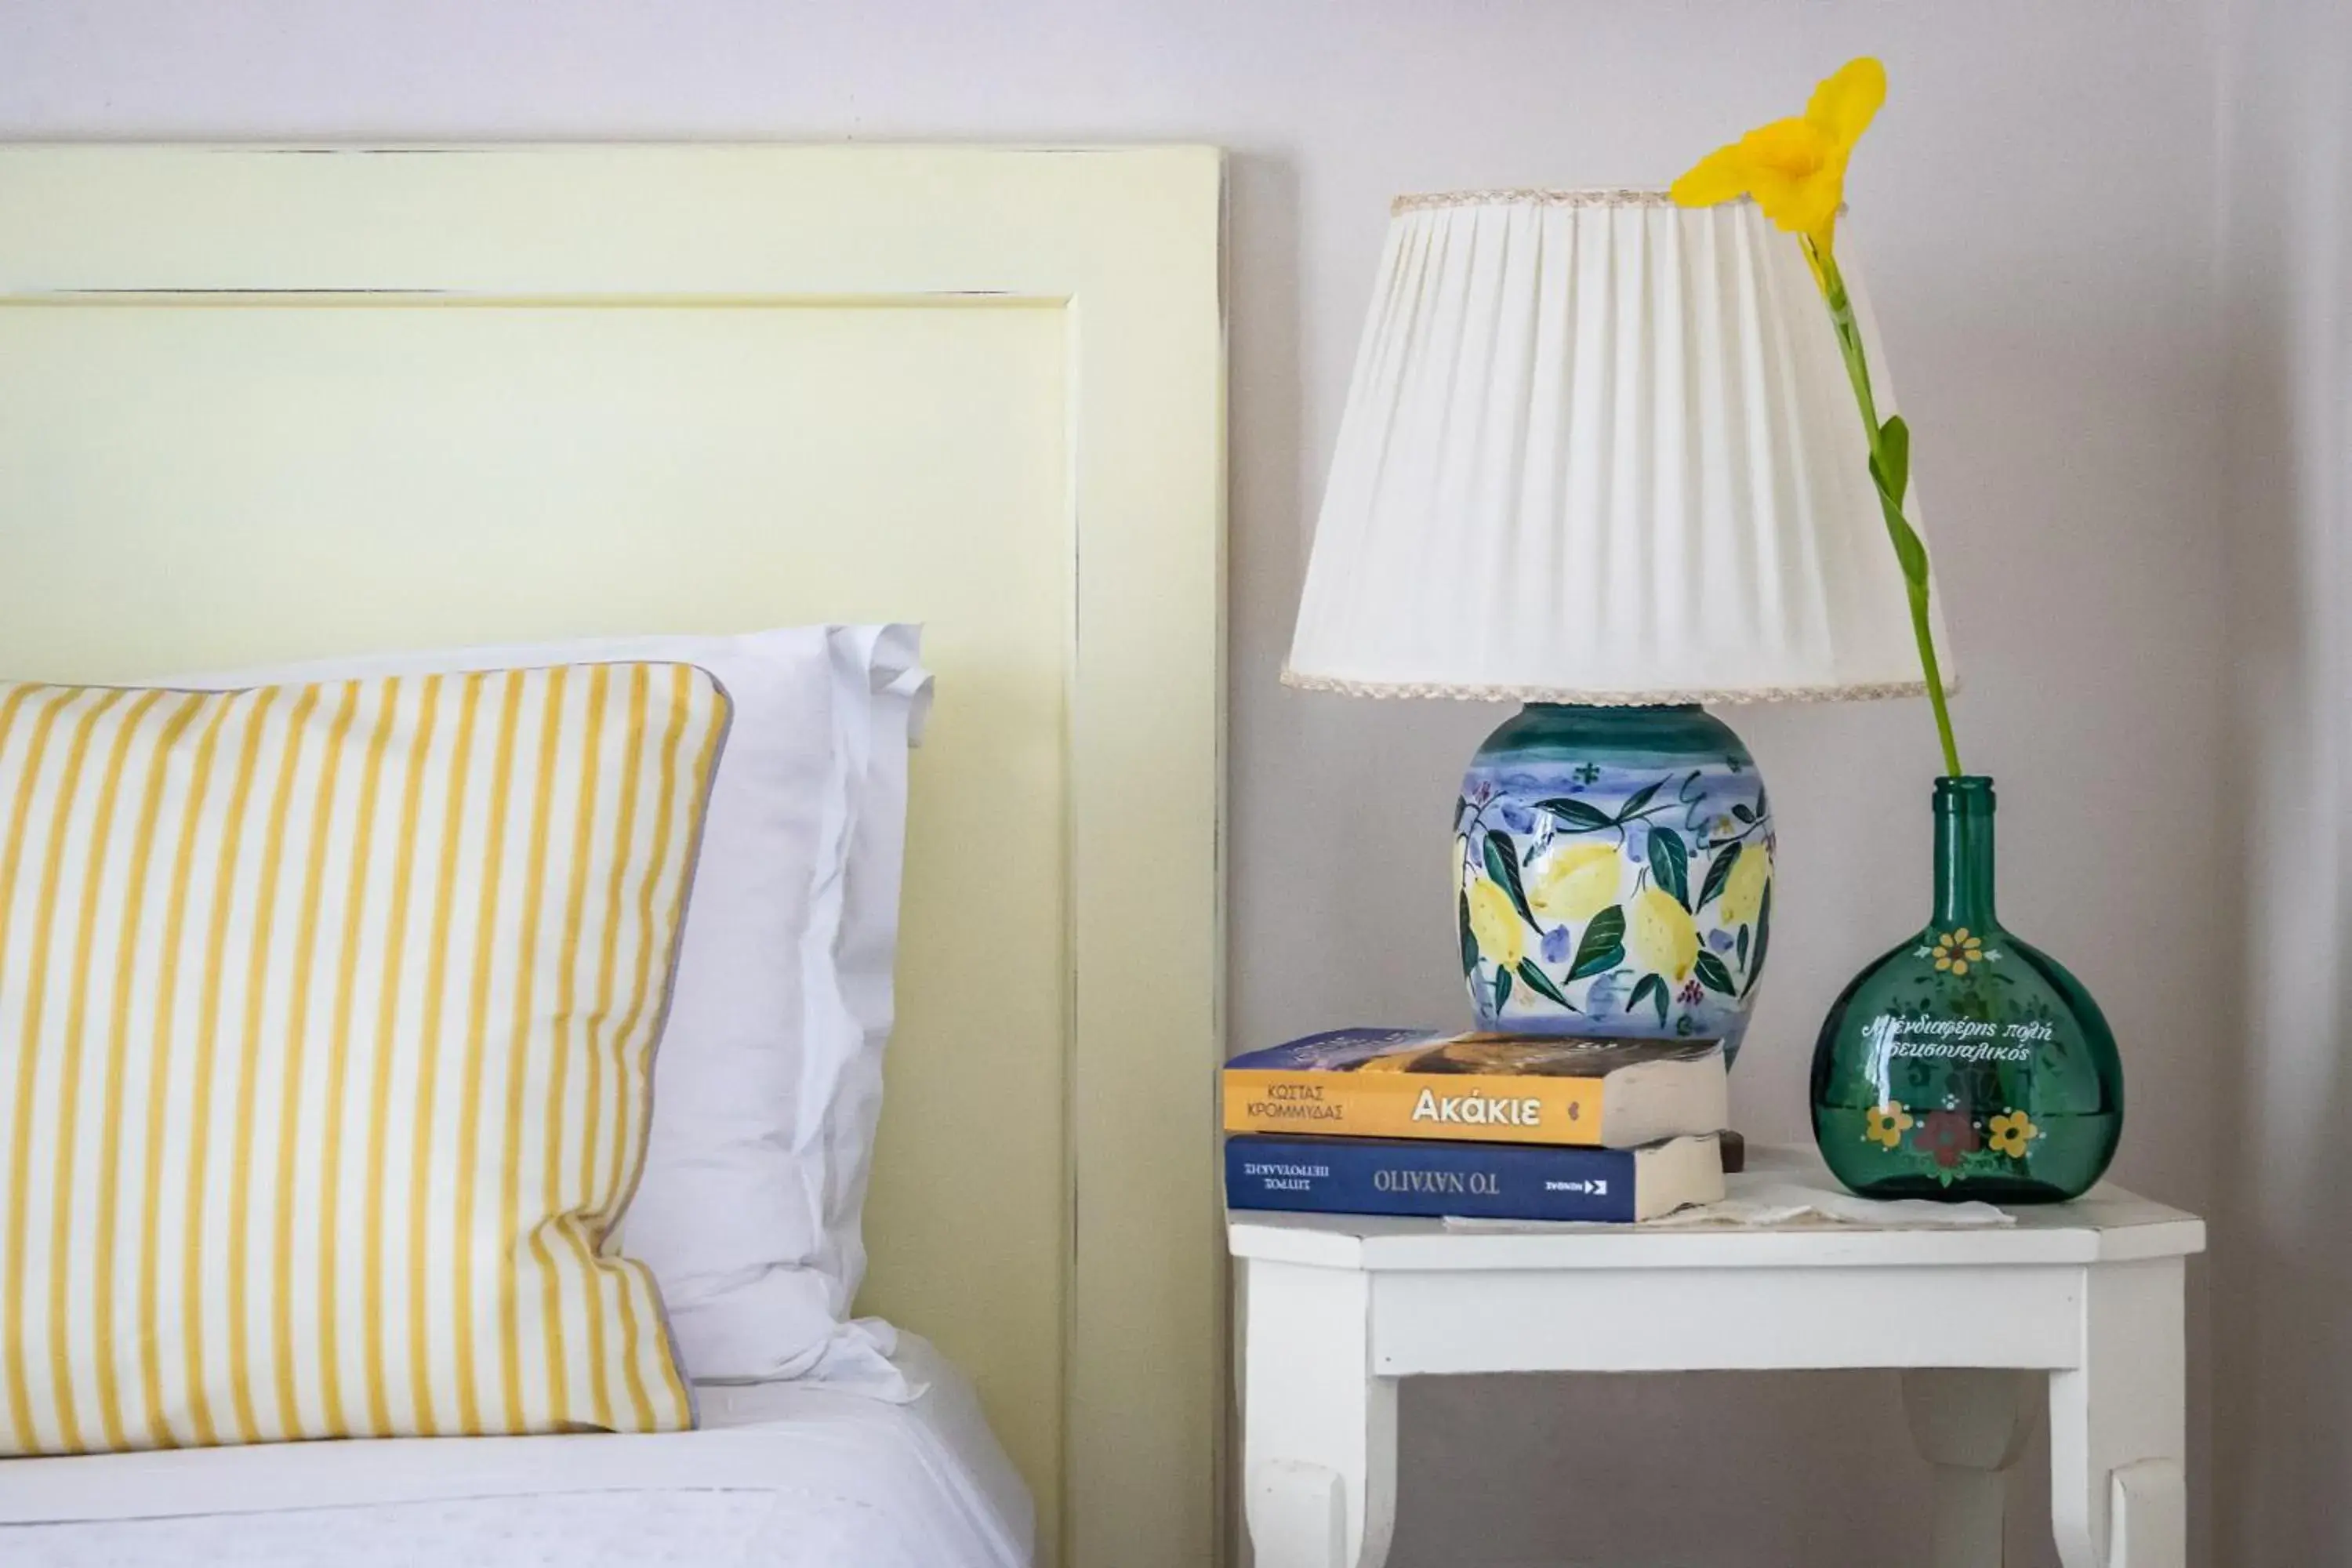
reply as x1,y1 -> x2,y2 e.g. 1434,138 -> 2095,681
0,144 -> 1226,1568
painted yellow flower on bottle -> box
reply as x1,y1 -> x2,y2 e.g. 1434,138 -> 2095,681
1670,56 -> 1885,260
1987,1109 -> 2038,1158
1932,927 -> 1984,976
1466,877 -> 1525,969
1864,1102 -> 1914,1149
1718,844 -> 1772,927
1529,842 -> 1621,927
1628,885 -> 1699,982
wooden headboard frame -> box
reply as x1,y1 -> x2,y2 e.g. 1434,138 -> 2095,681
0,144 -> 1225,1568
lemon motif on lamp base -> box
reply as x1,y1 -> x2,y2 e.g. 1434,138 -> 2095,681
1456,704 -> 1773,1058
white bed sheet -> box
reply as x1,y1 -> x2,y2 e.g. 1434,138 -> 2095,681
0,1333 -> 1030,1568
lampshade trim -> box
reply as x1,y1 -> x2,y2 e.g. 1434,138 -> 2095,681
1280,667 -> 1957,706
1389,187 -> 1679,216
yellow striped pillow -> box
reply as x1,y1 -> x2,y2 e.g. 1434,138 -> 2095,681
0,664 -> 728,1456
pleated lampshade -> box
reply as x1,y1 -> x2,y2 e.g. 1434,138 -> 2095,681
1285,188 -> 1954,704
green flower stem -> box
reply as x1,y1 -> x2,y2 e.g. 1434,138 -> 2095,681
1811,244 -> 1965,779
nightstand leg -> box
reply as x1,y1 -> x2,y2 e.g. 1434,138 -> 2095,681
2048,1259 -> 2187,1568
1240,1258 -> 1397,1568
1904,1368 -> 2036,1567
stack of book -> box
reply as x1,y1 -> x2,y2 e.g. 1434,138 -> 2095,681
1221,1028 -> 1730,1222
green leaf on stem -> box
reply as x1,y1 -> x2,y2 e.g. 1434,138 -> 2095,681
1826,284 -> 1964,776
1874,414 -> 1911,504
1869,417 -> 1933,590
1879,499 -> 1933,590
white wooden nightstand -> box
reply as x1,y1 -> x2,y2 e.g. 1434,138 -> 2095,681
1230,1145 -> 2203,1568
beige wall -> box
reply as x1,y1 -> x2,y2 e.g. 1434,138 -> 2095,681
0,3 -> 2239,1563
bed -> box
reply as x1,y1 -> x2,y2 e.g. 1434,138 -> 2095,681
0,143 -> 1225,1568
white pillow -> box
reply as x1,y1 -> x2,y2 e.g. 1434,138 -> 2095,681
169,626 -> 929,1396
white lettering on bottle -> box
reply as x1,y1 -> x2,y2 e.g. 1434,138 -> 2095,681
1862,1013 -> 2037,1064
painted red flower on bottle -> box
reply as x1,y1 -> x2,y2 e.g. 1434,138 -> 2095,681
1915,1109 -> 1980,1168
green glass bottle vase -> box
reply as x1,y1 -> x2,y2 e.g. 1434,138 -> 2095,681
1810,776 -> 2122,1201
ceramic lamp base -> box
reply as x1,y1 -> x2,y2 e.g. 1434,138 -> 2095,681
1454,704 -> 1775,1062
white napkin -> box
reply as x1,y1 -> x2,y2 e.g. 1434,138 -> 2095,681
1443,1181 -> 2016,1232
1642,1181 -> 2015,1229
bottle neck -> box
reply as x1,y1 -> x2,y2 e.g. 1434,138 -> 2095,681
1931,776 -> 1998,931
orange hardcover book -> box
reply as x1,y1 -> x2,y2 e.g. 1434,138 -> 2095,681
1221,1028 -> 1727,1148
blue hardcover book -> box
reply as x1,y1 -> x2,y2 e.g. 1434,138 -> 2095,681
1224,1132 -> 1722,1222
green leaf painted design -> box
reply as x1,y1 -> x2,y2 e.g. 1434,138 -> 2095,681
1737,924 -> 1751,969
1494,964 -> 1514,1014
1693,951 -> 1737,996
1742,882 -> 1773,997
1514,958 -> 1578,1012
1647,827 -> 1690,911
1730,803 -> 1755,824
1628,971 -> 1669,1027
1567,905 -> 1627,981
1615,779 -> 1666,822
1535,797 -> 1614,833
1458,890 -> 1479,977
1483,831 -> 1537,927
1695,840 -> 1741,912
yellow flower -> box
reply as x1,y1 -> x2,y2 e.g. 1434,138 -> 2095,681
1931,927 -> 1985,977
1628,885 -> 1699,982
1466,877 -> 1525,969
1987,1109 -> 2038,1159
1864,1102 -> 1914,1149
1669,56 -> 1886,258
1719,844 -> 1772,927
1529,842 -> 1621,926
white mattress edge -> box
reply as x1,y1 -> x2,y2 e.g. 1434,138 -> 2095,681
0,1332 -> 1033,1566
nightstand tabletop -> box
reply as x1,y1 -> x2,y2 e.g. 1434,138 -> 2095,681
1226,1142 -> 2203,1271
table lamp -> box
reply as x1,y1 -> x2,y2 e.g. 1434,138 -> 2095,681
1286,188 -> 1953,1061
